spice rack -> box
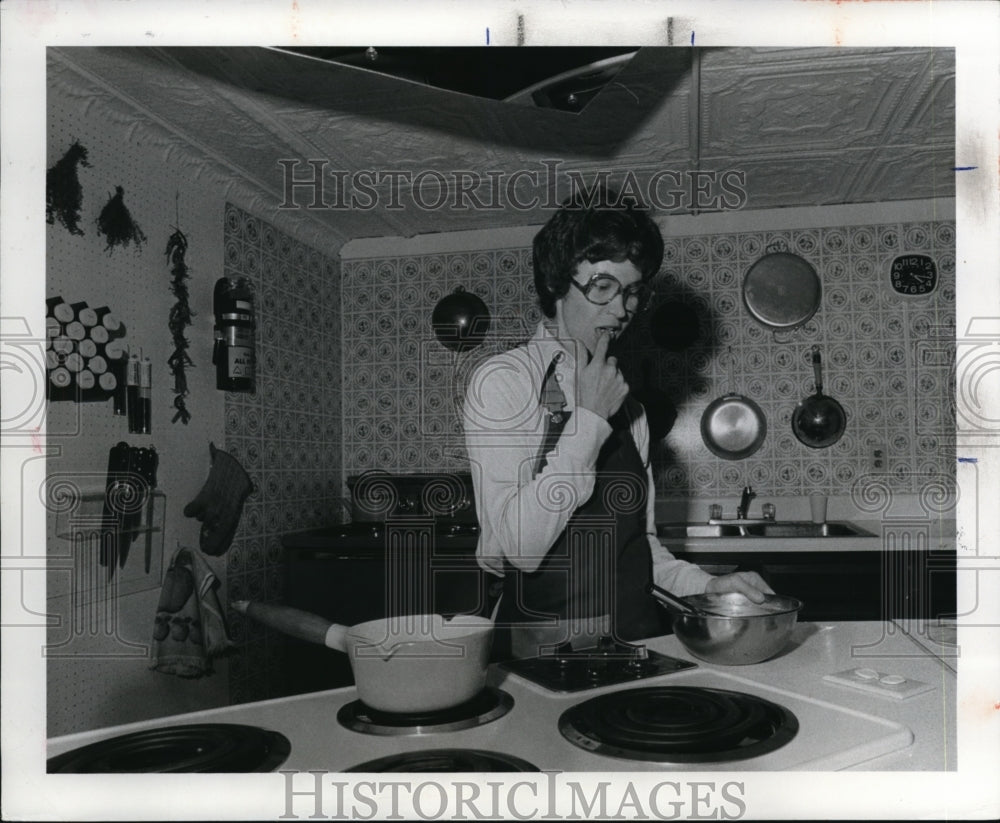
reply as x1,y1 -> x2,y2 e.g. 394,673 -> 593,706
45,296 -> 128,403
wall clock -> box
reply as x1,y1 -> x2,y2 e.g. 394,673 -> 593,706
889,254 -> 937,296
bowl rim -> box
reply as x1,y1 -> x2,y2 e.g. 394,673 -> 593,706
680,592 -> 804,617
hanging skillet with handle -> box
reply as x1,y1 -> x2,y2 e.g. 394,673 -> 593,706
700,347 -> 767,460
792,345 -> 846,448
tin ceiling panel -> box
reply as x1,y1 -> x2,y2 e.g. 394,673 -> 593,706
49,46 -> 955,248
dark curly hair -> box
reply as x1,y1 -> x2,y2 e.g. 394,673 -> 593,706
532,186 -> 664,318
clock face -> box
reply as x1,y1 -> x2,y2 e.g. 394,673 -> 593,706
890,254 -> 938,296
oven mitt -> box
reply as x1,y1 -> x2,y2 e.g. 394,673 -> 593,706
183,442 -> 253,556
151,546 -> 233,677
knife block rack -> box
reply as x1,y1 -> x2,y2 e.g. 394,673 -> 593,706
49,489 -> 167,604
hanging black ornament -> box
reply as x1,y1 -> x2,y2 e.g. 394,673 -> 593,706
46,140 -> 91,236
166,227 -> 194,424
96,185 -> 147,252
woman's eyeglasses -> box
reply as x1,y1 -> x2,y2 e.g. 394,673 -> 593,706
569,273 -> 652,314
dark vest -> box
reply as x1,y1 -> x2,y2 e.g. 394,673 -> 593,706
492,357 -> 661,658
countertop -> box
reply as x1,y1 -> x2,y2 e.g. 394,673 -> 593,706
282,519 -> 956,555
658,519 -> 956,553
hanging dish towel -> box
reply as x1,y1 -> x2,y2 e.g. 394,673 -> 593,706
151,546 -> 233,678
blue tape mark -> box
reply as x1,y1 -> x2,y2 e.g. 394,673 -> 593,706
486,27 -> 490,45
953,166 -> 977,171
691,31 -> 695,46
957,457 -> 978,463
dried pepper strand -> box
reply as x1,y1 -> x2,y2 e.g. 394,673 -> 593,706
166,228 -> 194,424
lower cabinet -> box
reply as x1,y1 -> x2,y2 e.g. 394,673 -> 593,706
679,550 -> 957,622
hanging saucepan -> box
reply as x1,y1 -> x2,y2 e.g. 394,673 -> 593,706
700,348 -> 767,460
792,345 -> 846,448
431,286 -> 491,352
742,242 -> 821,340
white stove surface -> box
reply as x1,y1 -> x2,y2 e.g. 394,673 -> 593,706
48,622 -> 958,774
47,662 -> 913,773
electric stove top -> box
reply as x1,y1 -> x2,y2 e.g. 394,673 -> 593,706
343,748 -> 539,772
337,687 -> 514,735
501,637 -> 697,691
558,685 -> 799,762
46,723 -> 291,773
48,622 -> 953,779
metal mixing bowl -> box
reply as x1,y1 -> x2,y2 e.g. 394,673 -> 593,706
665,592 -> 803,665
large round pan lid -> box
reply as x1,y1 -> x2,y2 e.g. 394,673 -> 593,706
743,251 -> 821,330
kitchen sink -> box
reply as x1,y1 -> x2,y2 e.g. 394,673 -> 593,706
657,524 -> 747,539
738,521 -> 874,538
657,521 -> 874,539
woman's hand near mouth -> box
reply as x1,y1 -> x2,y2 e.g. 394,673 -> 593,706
577,330 -> 629,420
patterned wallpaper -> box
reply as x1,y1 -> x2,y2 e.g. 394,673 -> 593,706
221,204 -> 342,702
341,221 -> 956,498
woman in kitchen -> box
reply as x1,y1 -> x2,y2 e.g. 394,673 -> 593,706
463,186 -> 772,660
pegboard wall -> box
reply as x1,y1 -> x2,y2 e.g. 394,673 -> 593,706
45,68 -> 228,736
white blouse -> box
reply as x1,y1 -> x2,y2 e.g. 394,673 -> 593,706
462,322 -> 713,597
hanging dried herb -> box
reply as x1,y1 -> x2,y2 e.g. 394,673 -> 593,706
46,140 -> 91,235
166,227 -> 194,424
97,186 -> 147,252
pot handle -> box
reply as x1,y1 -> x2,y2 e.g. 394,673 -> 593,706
232,600 -> 348,653
811,345 -> 824,394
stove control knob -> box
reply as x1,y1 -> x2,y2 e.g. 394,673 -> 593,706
627,645 -> 654,674
586,662 -> 607,681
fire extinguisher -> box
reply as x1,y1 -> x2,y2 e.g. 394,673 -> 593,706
212,276 -> 255,392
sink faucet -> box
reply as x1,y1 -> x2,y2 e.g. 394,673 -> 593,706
737,486 -> 756,520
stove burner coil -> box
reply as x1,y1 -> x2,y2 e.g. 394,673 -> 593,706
559,686 -> 798,763
344,748 -> 539,772
338,687 -> 513,735
46,723 -> 292,773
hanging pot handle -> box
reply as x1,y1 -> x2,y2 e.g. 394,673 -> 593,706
811,345 -> 823,394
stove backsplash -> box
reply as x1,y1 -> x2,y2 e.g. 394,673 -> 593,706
340,218 -> 956,501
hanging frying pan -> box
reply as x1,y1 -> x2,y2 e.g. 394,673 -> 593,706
792,345 -> 846,448
742,243 -> 821,336
700,348 -> 767,460
431,286 -> 491,352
